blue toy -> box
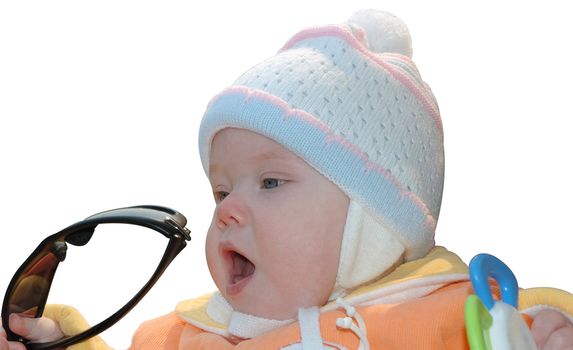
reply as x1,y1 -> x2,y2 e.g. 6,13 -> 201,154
465,253 -> 537,350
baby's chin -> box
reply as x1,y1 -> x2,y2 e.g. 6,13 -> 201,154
221,273 -> 332,321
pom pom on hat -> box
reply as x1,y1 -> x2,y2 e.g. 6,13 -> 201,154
347,9 -> 413,57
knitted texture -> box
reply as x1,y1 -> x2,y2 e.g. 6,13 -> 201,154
199,10 -> 444,262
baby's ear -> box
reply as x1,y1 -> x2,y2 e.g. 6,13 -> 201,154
346,9 -> 413,58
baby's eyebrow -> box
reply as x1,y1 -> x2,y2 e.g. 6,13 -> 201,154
209,149 -> 300,175
253,151 -> 292,160
253,150 -> 297,162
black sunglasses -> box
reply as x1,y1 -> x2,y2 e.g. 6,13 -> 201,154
2,205 -> 191,350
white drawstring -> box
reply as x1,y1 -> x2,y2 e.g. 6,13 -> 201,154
335,298 -> 370,350
298,307 -> 325,350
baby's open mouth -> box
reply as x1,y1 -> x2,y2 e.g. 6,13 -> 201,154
225,250 -> 255,296
230,251 -> 255,284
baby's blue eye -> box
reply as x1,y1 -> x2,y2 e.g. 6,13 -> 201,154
262,178 -> 283,189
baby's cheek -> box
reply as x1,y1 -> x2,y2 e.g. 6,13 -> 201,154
205,229 -> 223,286
284,254 -> 338,303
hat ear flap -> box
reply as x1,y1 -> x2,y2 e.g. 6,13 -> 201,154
330,200 -> 405,299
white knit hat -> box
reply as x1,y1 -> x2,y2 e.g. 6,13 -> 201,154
198,10 -> 444,295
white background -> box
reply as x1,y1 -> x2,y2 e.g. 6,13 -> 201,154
1,1 -> 572,348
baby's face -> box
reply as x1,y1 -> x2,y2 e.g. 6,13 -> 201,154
206,128 -> 349,320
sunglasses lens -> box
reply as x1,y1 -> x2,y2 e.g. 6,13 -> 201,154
8,243 -> 63,317
43,224 -> 169,348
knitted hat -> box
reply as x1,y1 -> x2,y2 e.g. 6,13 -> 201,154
199,10 -> 444,296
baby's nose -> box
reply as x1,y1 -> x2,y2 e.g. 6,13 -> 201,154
215,194 -> 247,230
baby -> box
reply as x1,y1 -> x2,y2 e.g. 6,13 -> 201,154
2,9 -> 573,350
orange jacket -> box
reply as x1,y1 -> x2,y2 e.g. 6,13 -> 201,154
133,281 -> 480,349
